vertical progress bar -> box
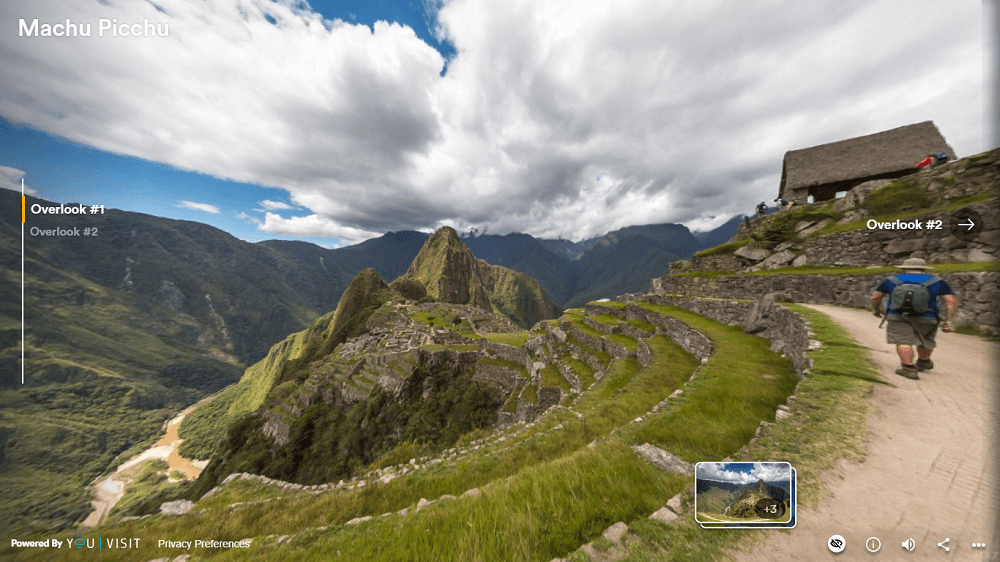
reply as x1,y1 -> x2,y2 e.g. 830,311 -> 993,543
21,179 -> 25,384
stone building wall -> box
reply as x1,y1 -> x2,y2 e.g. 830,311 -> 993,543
623,304 -> 713,362
602,337 -> 636,361
472,363 -> 522,395
801,200 -> 997,267
480,340 -> 530,369
583,316 -> 615,334
648,271 -> 998,335
619,293 -> 813,377
562,323 -> 605,352
670,253 -> 743,274
636,338 -> 651,366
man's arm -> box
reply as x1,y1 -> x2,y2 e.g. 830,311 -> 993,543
871,291 -> 885,316
940,294 -> 957,331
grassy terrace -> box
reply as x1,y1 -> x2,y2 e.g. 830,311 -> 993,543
419,343 -> 479,352
562,357 -> 597,390
565,333 -> 612,366
566,316 -> 607,339
606,333 -> 639,352
539,363 -> 571,393
588,313 -> 622,326
21,303 -> 819,562
482,332 -> 530,348
626,318 -> 657,334
521,382 -> 539,405
477,356 -> 529,377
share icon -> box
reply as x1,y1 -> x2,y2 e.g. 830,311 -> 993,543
938,538 -> 950,552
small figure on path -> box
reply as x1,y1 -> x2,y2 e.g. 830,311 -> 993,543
871,257 -> 957,379
755,201 -> 768,217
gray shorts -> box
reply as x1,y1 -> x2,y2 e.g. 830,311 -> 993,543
886,319 -> 938,348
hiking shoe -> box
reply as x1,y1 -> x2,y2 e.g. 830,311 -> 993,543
916,359 -> 934,371
895,365 -> 919,380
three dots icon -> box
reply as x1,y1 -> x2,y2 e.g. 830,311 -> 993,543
972,542 -> 986,549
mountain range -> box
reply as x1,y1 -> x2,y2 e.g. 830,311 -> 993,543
0,187 -> 739,530
696,477 -> 791,517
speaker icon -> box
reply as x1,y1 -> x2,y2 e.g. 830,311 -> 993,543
901,537 -> 916,552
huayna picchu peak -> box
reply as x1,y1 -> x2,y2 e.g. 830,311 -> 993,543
397,226 -> 561,329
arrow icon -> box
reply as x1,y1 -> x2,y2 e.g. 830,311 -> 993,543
959,219 -> 975,231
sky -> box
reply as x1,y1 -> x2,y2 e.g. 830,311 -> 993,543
696,462 -> 792,485
0,0 -> 988,247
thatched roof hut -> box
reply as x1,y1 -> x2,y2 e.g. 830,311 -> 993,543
778,121 -> 955,204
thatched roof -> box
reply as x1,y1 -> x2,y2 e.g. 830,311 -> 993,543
779,121 -> 955,195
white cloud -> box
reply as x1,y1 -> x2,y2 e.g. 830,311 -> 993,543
0,166 -> 38,195
236,211 -> 262,225
260,212 -> 380,244
697,462 -> 792,485
0,0 -> 982,241
259,200 -> 294,211
178,200 -> 220,213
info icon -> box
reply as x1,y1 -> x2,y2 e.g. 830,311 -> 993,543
828,535 -> 846,553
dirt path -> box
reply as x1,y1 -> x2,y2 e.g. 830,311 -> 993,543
731,304 -> 995,561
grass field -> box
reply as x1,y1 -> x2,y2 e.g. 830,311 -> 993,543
10,302 -> 882,562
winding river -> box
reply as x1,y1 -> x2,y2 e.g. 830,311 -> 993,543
80,391 -> 224,527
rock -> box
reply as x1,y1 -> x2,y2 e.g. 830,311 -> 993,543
758,249 -> 797,270
793,220 -> 817,233
836,209 -> 869,224
968,248 -> 995,262
416,498 -> 434,512
798,218 -> 832,237
633,417 -> 643,423
276,535 -> 290,544
773,241 -> 796,252
666,493 -> 684,514
346,516 -> 372,526
734,245 -> 771,263
440,494 -> 457,501
462,488 -> 481,498
650,507 -> 678,524
159,500 -> 195,516
885,237 -> 925,255
397,507 -> 410,516
791,254 -> 808,267
744,292 -> 780,334
550,327 -> 567,343
775,409 -> 792,420
832,179 -> 890,211
526,337 -> 545,355
603,522 -> 628,544
632,443 -> 694,475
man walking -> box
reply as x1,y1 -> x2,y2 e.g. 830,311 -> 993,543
871,258 -> 957,379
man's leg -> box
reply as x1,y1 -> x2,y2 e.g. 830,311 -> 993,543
916,347 -> 934,370
896,345 -> 915,365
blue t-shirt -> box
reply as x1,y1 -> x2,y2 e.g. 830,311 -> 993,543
876,273 -> 953,319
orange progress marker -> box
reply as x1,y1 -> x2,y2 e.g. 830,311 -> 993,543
22,196 -> 26,223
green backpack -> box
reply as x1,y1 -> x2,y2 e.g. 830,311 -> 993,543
887,275 -> 940,316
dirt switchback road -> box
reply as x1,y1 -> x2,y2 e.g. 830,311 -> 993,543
732,304 -> 996,561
